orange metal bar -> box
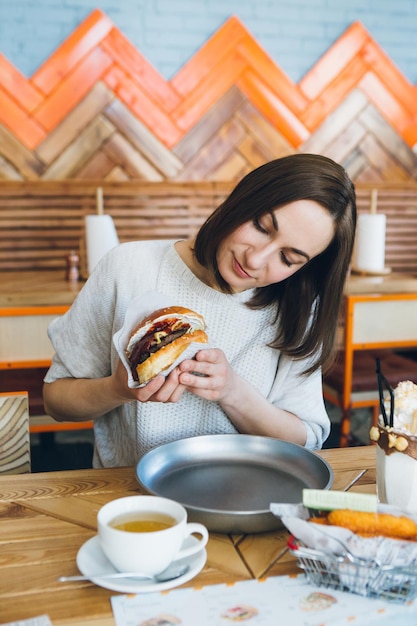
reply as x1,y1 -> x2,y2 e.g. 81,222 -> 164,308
0,390 -> 27,398
0,360 -> 52,369
0,306 -> 69,317
30,421 -> 94,434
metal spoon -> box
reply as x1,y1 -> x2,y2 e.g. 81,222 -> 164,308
58,563 -> 190,583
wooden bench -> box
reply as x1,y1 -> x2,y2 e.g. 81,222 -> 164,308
1,181 -> 417,273
0,181 -> 232,272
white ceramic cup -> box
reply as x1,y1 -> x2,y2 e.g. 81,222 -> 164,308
97,495 -> 208,575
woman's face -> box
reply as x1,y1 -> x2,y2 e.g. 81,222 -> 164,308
216,200 -> 335,292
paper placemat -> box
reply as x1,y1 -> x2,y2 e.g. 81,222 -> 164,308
1,616 -> 52,626
111,574 -> 417,626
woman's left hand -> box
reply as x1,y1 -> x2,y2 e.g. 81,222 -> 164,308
135,348 -> 235,404
177,348 -> 237,402
164,348 -> 308,447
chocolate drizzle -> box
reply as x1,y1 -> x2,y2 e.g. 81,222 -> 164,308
376,426 -> 417,460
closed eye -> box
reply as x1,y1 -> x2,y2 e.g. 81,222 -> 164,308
253,217 -> 268,234
254,214 -> 310,267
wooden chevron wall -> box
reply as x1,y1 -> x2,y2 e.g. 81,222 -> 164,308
1,8 -> 417,183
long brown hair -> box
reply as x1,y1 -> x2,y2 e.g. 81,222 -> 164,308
194,154 -> 357,373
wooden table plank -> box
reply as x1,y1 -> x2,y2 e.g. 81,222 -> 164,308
318,445 -> 375,473
236,527 -> 290,578
206,533 -> 252,580
0,532 -> 93,569
21,489 -> 139,530
0,466 -> 139,501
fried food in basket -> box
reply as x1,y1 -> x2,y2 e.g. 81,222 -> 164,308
310,509 -> 417,540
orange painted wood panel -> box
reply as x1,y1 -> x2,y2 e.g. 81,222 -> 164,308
300,21 -> 369,100
112,73 -> 182,147
301,55 -> 368,130
171,16 -> 247,96
101,28 -> 181,112
360,72 -> 415,136
0,88 -> 46,149
31,8 -> 113,95
173,54 -> 247,132
0,55 -> 43,112
238,71 -> 309,147
361,41 -> 417,115
402,114 -> 417,147
236,37 -> 308,115
33,47 -> 113,131
0,10 -> 415,177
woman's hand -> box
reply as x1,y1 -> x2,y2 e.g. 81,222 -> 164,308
177,348 -> 238,403
116,348 -> 235,405
178,348 -> 307,446
113,358 -> 189,404
110,359 -> 170,401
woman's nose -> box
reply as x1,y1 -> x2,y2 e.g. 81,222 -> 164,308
245,243 -> 273,268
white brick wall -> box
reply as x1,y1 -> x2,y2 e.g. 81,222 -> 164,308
0,0 -> 416,82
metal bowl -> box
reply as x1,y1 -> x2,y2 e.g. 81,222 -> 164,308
136,434 -> 333,534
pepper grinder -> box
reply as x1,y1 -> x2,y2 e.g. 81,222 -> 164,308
66,249 -> 80,281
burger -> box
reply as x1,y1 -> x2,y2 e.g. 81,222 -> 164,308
125,306 -> 208,385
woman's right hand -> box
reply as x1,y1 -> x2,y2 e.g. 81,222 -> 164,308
112,359 -> 187,404
43,360 -> 188,424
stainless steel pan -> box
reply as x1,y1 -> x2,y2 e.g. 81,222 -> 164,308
136,434 -> 333,534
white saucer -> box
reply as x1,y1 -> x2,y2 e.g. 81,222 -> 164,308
76,535 -> 207,593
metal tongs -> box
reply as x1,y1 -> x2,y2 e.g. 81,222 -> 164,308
375,357 -> 394,427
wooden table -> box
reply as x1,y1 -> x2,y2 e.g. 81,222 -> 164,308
0,271 -> 83,307
345,271 -> 417,295
0,445 -> 376,625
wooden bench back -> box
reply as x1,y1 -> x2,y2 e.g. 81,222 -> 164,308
0,392 -> 30,474
0,181 -> 231,272
1,181 -> 417,274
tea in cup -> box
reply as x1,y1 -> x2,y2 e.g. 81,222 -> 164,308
97,495 -> 208,575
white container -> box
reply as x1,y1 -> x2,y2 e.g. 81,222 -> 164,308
85,214 -> 119,274
352,213 -> 386,273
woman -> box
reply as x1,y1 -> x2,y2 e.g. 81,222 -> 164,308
43,153 -> 356,467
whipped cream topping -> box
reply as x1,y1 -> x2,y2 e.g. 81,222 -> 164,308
382,380 -> 417,435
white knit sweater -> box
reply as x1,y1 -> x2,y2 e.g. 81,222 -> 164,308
45,241 -> 330,467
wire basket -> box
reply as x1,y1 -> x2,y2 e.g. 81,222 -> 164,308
288,536 -> 417,604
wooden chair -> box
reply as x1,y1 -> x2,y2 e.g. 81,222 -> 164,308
323,293 -> 417,447
0,391 -> 30,473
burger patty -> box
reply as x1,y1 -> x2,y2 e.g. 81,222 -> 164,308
129,326 -> 189,380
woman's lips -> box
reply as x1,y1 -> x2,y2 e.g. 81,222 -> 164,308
233,257 -> 252,279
